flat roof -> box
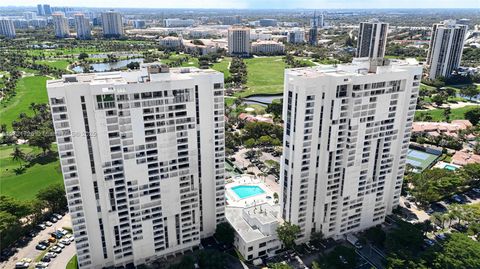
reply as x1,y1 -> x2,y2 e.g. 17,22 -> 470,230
286,57 -> 421,78
47,65 -> 221,88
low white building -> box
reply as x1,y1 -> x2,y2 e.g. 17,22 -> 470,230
251,40 -> 285,55
226,203 -> 283,261
159,36 -> 183,49
183,39 -> 220,55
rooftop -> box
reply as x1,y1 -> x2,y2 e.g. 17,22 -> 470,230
286,57 -> 421,78
47,64 -> 220,88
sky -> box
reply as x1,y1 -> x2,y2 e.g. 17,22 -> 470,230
1,0 -> 479,9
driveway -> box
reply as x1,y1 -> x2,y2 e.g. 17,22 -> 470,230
0,214 -> 74,269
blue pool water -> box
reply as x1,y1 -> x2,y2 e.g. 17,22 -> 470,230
444,164 -> 458,171
232,185 -> 265,199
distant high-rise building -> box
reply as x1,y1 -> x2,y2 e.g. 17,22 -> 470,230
52,13 -> 69,38
47,64 -> 226,269
259,19 -> 278,27
356,19 -> 388,58
101,11 -> 124,38
310,12 -> 324,28
133,20 -> 146,29
308,12 -> 319,46
24,11 -> 37,20
287,28 -> 305,44
37,4 -> 45,16
164,18 -> 195,28
228,26 -> 250,57
43,4 -> 52,16
281,58 -> 422,242
74,14 -> 91,40
426,20 -> 468,79
0,19 -> 16,38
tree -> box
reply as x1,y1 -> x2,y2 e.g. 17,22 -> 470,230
276,221 -> 301,249
214,222 -> 235,245
78,52 -> 89,60
385,221 -> 423,259
465,107 -> 480,125
29,124 -> 55,155
244,138 -> 256,149
273,192 -> 279,204
197,250 -> 228,269
309,231 -> 324,247
266,101 -> 283,119
365,226 -> 386,246
268,262 -> 292,269
11,146 -> 25,164
431,94 -> 446,106
36,183 -> 67,212
459,85 -> 480,101
126,61 -> 140,69
410,168 -> 465,206
322,246 -> 357,269
443,107 -> 451,122
431,233 -> 480,269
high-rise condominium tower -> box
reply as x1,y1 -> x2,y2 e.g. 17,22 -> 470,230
47,65 -> 226,268
74,14 -> 92,40
357,19 -> 388,58
228,27 -> 250,57
0,18 -> 16,38
52,13 -> 69,38
308,12 -> 319,46
280,58 -> 422,241
101,11 -> 124,38
426,20 -> 467,79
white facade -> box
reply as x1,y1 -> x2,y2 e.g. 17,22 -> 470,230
159,36 -> 183,49
426,20 -> 468,79
280,58 -> 422,242
357,19 -> 388,58
74,14 -> 91,40
226,203 -> 282,261
52,13 -> 69,38
0,18 -> 16,38
228,27 -> 250,57
287,28 -> 305,44
23,11 -> 37,20
102,11 -> 124,37
47,65 -> 226,269
251,41 -> 285,55
164,18 -> 195,28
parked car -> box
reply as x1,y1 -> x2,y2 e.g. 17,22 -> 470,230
51,232 -> 63,239
35,262 -> 49,268
50,246 -> 62,253
44,252 -> 57,259
435,233 -> 447,241
48,237 -> 56,243
53,213 -> 63,219
40,256 -> 51,263
65,234 -> 75,242
57,229 -> 69,236
45,221 -> 53,227
452,223 -> 468,232
49,216 -> 58,223
59,239 -> 71,245
404,201 -> 411,208
56,243 -> 65,249
38,240 -> 50,247
15,262 -> 29,268
35,244 -> 47,251
28,230 -> 38,237
36,224 -> 46,230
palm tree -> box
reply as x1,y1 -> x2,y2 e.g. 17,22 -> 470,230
11,146 -> 25,164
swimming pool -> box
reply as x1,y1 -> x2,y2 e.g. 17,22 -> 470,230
231,185 -> 265,199
444,164 -> 458,171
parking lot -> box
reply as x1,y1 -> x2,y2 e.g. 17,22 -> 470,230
0,214 -> 75,269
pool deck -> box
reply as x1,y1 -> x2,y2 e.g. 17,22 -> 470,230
434,161 -> 461,171
226,175 -> 278,208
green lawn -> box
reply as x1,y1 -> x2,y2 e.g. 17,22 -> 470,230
212,58 -> 231,79
0,76 -> 49,130
36,59 -> 71,70
0,145 -> 63,201
66,255 -> 78,269
415,105 -> 479,122
236,56 -> 286,97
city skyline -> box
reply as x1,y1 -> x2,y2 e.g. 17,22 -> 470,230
0,0 -> 479,9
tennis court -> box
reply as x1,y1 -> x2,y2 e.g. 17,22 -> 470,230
406,149 -> 439,172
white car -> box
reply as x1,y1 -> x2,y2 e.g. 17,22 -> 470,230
57,229 -> 69,236
60,239 -> 71,245
65,234 -> 75,242
50,247 -> 62,253
56,243 -> 65,249
53,213 -> 63,219
15,262 -> 30,268
45,252 -> 57,258
35,262 -> 49,268
45,221 -> 53,227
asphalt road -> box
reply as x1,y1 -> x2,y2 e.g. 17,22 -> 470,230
0,214 -> 75,269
